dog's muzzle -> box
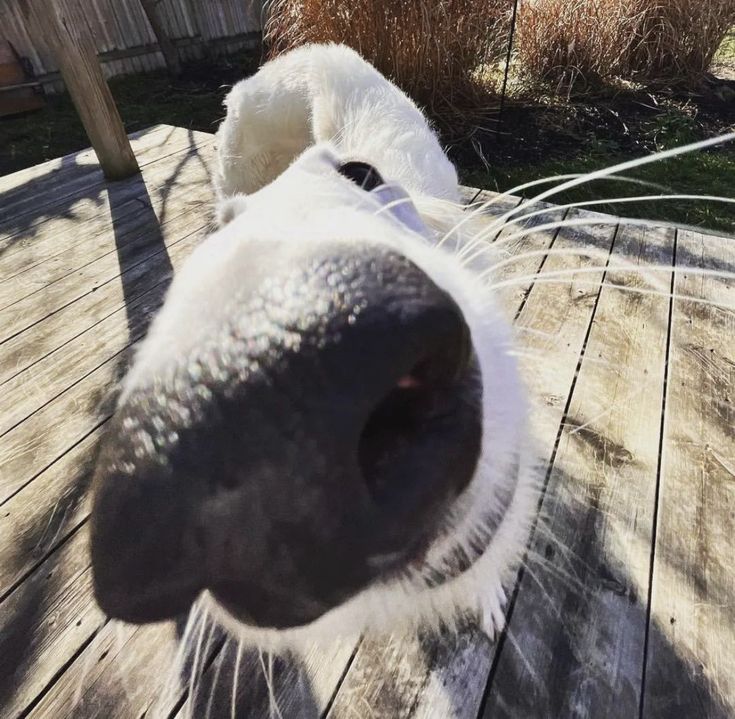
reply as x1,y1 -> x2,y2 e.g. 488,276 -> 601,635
90,241 -> 482,628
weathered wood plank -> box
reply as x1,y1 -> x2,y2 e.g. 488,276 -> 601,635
174,638 -> 358,719
0,167 -> 211,314
0,125 -> 212,237
17,0 -> 138,179
0,272 -> 169,438
327,629 -> 493,719
0,220 -> 222,594
0,130 -> 215,718
0,228 -> 205,506
26,619 -> 185,719
0,527 -> 105,719
0,136 -> 213,292
0,426 -> 100,599
0,204 -> 209,388
642,230 -> 735,718
485,225 -> 674,718
0,188 -> 509,719
0,124 -> 165,199
4,156 -> 730,719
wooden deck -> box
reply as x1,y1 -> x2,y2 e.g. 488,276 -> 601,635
1,125 -> 733,719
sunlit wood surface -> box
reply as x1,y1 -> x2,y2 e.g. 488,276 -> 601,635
1,126 -> 733,719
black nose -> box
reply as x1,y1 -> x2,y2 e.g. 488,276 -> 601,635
90,242 -> 482,627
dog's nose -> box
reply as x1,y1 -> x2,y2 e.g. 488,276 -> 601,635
90,242 -> 482,627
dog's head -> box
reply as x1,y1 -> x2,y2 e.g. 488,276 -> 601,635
90,143 -> 530,646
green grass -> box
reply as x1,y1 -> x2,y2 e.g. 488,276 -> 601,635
463,149 -> 734,237
0,53 -> 258,176
462,108 -> 735,237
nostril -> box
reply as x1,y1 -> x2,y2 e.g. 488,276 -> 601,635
218,470 -> 240,491
358,352 -> 472,506
193,524 -> 207,550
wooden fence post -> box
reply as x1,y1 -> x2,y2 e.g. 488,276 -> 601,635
18,0 -> 139,180
138,0 -> 182,77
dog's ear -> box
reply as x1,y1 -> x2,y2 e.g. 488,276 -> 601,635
216,194 -> 248,227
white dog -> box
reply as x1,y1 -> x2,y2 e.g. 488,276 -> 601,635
90,43 -> 538,653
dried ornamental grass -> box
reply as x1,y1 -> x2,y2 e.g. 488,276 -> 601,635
627,0 -> 735,80
517,0 -> 735,89
264,0 -> 515,129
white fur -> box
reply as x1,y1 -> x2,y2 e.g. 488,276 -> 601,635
124,44 -> 538,650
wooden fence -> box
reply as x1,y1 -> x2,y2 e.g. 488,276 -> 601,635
1,0 -> 263,93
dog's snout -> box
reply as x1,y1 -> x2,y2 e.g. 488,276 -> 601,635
91,242 -> 482,628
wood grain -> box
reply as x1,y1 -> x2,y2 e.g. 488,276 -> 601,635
0,526 -> 105,718
0,227 -> 205,505
0,132 -> 214,287
0,160 -> 211,314
1,0 -> 261,92
0,125 -> 163,203
0,210 -> 208,388
643,229 -> 735,718
485,225 -> 674,718
0,125 -> 212,238
326,204 -> 585,719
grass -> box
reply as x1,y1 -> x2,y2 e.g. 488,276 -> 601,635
517,0 -> 735,91
463,146 -> 735,237
461,107 -> 735,236
721,33 -> 735,57
264,0 -> 512,132
714,30 -> 735,67
0,53 -> 258,176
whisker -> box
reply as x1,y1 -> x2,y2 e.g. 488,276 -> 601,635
477,215 -> 725,261
482,245 -> 617,276
269,651 -> 282,719
231,640 -> 243,719
513,326 -> 561,340
437,176 -> 573,248
491,276 -> 735,311
486,264 -> 735,291
504,623 -> 542,685
159,605 -> 201,710
205,637 -> 229,719
187,611 -> 210,718
258,648 -> 283,719
480,132 -> 735,240
532,522 -> 595,576
439,173 -> 670,249
494,193 -> 735,236
525,548 -> 586,592
371,194 -> 417,217
566,387 -> 646,438
456,187 -> 707,263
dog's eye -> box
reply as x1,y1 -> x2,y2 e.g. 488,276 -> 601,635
337,161 -> 385,192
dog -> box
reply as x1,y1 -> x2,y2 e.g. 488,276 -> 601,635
89,43 -> 538,652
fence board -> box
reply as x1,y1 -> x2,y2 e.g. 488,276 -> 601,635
1,0 -> 262,92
